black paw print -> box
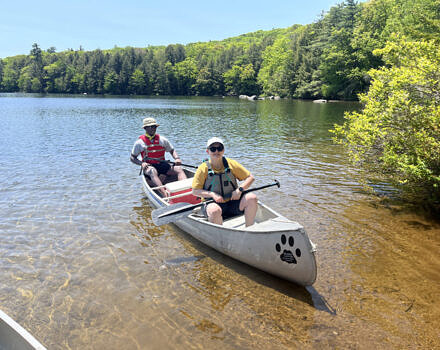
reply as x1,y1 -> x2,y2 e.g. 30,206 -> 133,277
275,234 -> 301,264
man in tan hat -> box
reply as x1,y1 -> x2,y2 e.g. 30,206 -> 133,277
192,137 -> 258,226
130,117 -> 186,196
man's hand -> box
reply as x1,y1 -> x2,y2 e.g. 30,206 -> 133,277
174,158 -> 182,166
231,188 -> 242,201
211,192 -> 225,203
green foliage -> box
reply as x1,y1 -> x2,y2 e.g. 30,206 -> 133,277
287,24 -> 323,98
319,0 -> 365,99
224,64 -> 258,96
129,68 -> 146,94
1,0 -> 439,100
332,35 -> 440,206
173,58 -> 198,95
257,35 -> 291,96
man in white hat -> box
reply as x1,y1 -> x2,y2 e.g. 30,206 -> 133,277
192,137 -> 258,226
130,117 -> 186,196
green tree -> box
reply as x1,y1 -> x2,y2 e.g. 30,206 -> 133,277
224,64 -> 258,95
332,35 -> 440,208
30,43 -> 44,92
258,35 -> 291,96
165,44 -> 186,65
104,70 -> 119,93
1,56 -> 26,91
193,66 -> 221,96
18,66 -> 32,92
174,58 -> 198,95
31,77 -> 42,92
319,0 -> 364,99
351,0 -> 440,95
44,61 -> 65,92
0,59 -> 3,90
285,24 -> 323,98
129,68 -> 146,94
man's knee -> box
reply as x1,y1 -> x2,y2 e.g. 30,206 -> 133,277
245,193 -> 257,203
207,204 -> 222,217
171,166 -> 185,175
145,166 -> 158,177
241,193 -> 258,209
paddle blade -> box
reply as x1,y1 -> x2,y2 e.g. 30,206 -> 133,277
152,202 -> 196,226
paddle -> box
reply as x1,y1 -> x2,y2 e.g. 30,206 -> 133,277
139,157 -> 199,175
152,180 -> 280,226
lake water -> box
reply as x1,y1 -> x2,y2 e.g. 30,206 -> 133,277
0,94 -> 439,349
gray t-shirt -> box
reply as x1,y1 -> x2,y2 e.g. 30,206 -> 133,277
131,134 -> 174,160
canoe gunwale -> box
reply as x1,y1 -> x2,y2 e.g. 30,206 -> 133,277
0,309 -> 47,350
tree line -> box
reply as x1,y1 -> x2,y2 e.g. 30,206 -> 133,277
0,0 -> 439,100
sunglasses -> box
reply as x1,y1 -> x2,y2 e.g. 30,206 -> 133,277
209,145 -> 224,152
144,125 -> 157,129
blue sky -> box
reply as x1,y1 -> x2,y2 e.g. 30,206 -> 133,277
1,0 -> 344,58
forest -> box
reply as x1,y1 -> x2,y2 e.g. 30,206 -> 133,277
1,0 -> 438,100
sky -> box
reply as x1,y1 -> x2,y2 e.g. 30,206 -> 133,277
0,0 -> 343,59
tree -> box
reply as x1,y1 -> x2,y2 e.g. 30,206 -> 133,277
174,58 -> 198,95
332,35 -> 440,208
257,35 -> 291,96
18,66 -> 32,92
0,59 -> 3,91
351,0 -> 440,95
44,61 -> 65,92
103,70 -> 119,93
319,0 -> 364,99
165,44 -> 186,65
193,67 -> 221,96
129,68 -> 146,94
224,64 -> 258,96
30,43 -> 44,92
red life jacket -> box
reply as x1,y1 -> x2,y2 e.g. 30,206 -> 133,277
139,134 -> 165,164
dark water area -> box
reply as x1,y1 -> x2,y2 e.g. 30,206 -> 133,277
0,94 -> 439,349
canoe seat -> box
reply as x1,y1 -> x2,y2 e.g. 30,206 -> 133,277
223,215 -> 246,229
164,178 -> 200,205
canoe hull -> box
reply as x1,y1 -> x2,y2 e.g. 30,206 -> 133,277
142,172 -> 317,286
177,217 -> 317,285
0,310 -> 46,350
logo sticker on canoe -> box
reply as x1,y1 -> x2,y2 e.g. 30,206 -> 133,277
275,234 -> 301,264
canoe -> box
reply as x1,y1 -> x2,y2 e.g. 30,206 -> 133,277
142,169 -> 317,286
0,309 -> 46,350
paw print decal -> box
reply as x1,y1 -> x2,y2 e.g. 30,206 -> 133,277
275,234 -> 301,264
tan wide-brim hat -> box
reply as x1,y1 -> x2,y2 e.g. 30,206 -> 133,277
142,117 -> 159,128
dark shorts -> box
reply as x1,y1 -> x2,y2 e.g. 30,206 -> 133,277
150,162 -> 171,175
203,199 -> 244,219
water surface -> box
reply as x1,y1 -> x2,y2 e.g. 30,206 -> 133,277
0,94 -> 439,349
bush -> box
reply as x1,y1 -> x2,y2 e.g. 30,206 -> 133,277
331,35 -> 440,210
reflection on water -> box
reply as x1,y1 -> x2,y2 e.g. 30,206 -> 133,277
0,94 -> 439,349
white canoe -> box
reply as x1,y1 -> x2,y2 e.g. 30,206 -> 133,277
0,310 -> 46,350
142,170 -> 317,286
